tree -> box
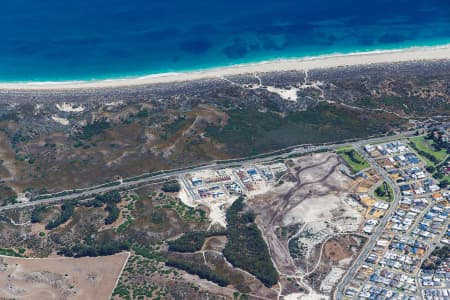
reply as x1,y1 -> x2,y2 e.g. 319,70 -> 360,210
439,179 -> 449,189
375,186 -> 386,197
162,181 -> 181,193
425,166 -> 436,174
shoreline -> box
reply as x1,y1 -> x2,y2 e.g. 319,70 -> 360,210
1,44 -> 450,91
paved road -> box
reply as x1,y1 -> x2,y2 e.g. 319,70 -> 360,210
334,142 -> 403,300
0,131 -> 415,213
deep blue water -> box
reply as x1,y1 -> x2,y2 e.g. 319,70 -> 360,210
1,0 -> 450,82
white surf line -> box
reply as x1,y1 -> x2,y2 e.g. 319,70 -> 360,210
109,251 -> 131,300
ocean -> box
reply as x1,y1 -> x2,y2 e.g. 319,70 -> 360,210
1,0 -> 450,82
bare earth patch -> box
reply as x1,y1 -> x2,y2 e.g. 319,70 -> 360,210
0,252 -> 129,300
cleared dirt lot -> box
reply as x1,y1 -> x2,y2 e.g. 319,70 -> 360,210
247,153 -> 366,298
0,252 -> 129,300
248,153 -> 359,274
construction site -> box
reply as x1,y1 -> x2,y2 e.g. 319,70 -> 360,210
174,151 -> 390,298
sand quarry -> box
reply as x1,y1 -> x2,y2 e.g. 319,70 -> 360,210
0,252 -> 129,300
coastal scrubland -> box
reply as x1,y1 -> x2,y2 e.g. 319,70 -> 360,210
2,61 -> 449,202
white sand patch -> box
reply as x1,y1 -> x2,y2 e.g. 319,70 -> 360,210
177,183 -> 195,208
320,267 -> 346,295
285,292 -> 328,300
265,86 -> 299,101
104,101 -> 123,106
208,202 -> 227,228
2,44 -> 450,90
51,115 -> 69,125
16,193 -> 29,203
56,103 -> 85,112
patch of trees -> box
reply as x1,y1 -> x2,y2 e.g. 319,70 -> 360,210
344,150 -> 363,165
105,203 -> 120,225
375,186 -> 385,197
168,230 -> 226,253
0,248 -> 23,257
439,179 -> 449,189
84,191 -> 121,224
58,240 -> 129,257
375,182 -> 391,200
45,201 -> 75,230
131,245 -> 165,261
223,197 -> 279,287
427,131 -> 450,153
409,142 -> 440,164
161,181 -> 181,193
422,245 -> 449,270
425,166 -> 436,173
31,206 -> 47,223
166,258 -> 230,287
80,119 -> 110,140
415,148 -> 440,164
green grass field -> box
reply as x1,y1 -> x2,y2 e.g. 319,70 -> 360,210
374,181 -> 394,202
337,147 -> 370,173
410,136 -> 448,166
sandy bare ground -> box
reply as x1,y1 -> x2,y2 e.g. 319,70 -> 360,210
0,44 -> 449,90
248,153 -> 355,275
0,252 -> 129,300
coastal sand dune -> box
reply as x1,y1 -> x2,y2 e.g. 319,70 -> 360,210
1,45 -> 449,91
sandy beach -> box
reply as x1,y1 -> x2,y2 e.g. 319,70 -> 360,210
1,44 -> 450,91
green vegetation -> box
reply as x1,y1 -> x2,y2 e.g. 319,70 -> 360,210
113,254 -> 166,300
161,181 -> 181,193
422,245 -> 450,270
116,216 -> 134,233
79,119 -> 110,140
46,201 -> 75,230
439,179 -> 449,189
205,103 -> 401,156
136,109 -> 149,119
84,191 -> 122,224
58,240 -> 129,257
160,116 -> 191,140
0,248 -> 23,257
355,95 -> 450,117
31,206 -> 47,223
337,147 -> 370,173
105,202 -> 120,225
223,197 -> 279,287
167,231 -> 226,253
131,245 -> 165,262
157,197 -> 206,223
168,231 -> 207,252
374,181 -> 393,202
410,136 -> 447,166
166,258 -> 230,287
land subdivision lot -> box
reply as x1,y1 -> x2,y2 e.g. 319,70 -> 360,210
0,253 -> 129,300
247,153 -> 366,297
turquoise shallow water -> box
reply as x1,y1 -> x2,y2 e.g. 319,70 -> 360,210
1,0 -> 450,82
